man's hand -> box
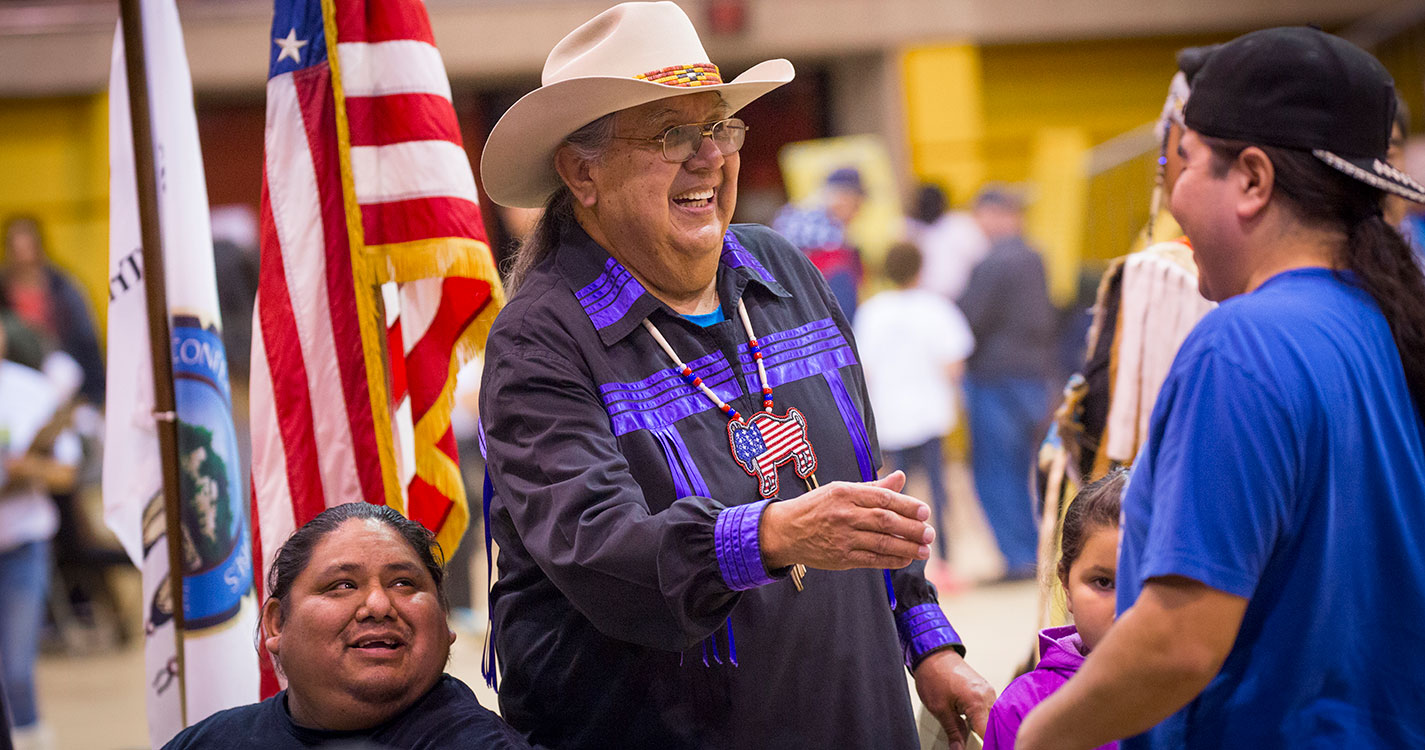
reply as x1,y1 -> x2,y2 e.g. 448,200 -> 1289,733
3,453 -> 77,492
914,648 -> 996,749
759,471 -> 934,571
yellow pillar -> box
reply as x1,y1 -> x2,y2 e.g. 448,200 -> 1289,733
900,43 -> 986,205
1024,127 -> 1090,306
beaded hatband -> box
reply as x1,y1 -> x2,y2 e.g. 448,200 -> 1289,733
635,62 -> 723,87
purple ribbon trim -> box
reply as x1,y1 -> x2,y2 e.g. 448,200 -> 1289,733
735,318 -> 855,393
824,369 -> 898,609
896,603 -> 965,669
577,257 -> 648,331
715,500 -> 776,591
652,426 -> 710,498
721,229 -> 778,286
823,369 -> 875,482
601,349 -> 731,401
748,347 -> 857,394
600,350 -> 740,436
476,416 -> 487,459
748,317 -> 839,352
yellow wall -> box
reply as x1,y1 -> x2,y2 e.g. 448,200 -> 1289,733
0,94 -> 111,340
902,43 -> 986,207
902,35 -> 1231,303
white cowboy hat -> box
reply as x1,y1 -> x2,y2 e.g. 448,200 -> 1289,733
480,1 -> 795,208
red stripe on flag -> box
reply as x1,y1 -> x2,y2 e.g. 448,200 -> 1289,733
333,0 -> 435,44
360,196 -> 487,247
435,425 -> 458,461
407,475 -> 455,536
257,170 -> 328,522
295,66 -> 386,506
346,93 -> 462,148
250,478 -> 281,697
387,318 -> 408,402
404,277 -> 491,418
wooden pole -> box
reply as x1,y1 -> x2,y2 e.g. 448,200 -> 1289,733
118,0 -> 188,726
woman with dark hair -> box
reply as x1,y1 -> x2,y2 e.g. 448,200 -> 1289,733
1,216 -> 105,405
162,503 -> 528,749
1019,27 -> 1425,750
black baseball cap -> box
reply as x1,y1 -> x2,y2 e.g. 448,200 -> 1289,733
1175,44 -> 1219,83
1185,26 -> 1425,203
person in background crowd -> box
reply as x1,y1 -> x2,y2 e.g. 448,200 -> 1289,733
0,289 -> 46,372
477,3 -> 995,747
907,183 -> 990,303
855,241 -> 975,591
772,166 -> 867,318
1019,28 -> 1425,749
162,503 -> 529,749
1,216 -> 104,406
209,205 -> 261,385
1,321 -> 82,750
957,187 -> 1055,580
984,469 -> 1126,750
1383,94 -> 1425,269
1396,138 -> 1425,265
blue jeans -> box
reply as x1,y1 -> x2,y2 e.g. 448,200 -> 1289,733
964,376 -> 1048,574
888,437 -> 951,560
0,539 -> 51,729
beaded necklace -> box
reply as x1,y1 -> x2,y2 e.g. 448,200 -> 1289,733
642,297 -> 816,590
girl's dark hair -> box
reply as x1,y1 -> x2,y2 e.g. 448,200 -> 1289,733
1058,468 -> 1127,582
1205,137 -> 1425,418
504,113 -> 617,293
265,502 -> 448,620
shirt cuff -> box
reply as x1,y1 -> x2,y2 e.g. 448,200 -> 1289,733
715,500 -> 777,591
896,603 -> 965,669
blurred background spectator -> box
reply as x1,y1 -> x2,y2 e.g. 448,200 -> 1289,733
957,187 -> 1056,580
907,183 -> 990,303
855,240 -> 974,591
772,166 -> 867,318
1,319 -> 83,750
1,217 -> 104,406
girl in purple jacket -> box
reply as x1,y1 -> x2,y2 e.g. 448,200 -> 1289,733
983,470 -> 1127,750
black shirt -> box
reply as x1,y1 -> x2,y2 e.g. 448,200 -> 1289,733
481,222 -> 957,749
161,674 -> 528,749
957,236 -> 1057,379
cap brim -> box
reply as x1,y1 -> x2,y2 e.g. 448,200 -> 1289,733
481,59 -> 795,208
1313,149 -> 1425,204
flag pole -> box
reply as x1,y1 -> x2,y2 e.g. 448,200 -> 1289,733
118,0 -> 188,726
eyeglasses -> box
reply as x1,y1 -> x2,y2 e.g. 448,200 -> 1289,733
613,117 -> 748,163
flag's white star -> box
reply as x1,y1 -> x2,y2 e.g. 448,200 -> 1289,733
274,28 -> 308,65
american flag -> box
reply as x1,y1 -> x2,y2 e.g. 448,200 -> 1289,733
251,0 -> 503,694
728,408 -> 815,496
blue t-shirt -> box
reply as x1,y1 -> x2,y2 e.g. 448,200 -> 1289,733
1118,269 -> 1425,749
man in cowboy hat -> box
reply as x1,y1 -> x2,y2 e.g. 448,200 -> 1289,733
1017,27 -> 1425,750
478,3 -> 994,748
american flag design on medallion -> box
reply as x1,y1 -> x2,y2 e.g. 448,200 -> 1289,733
727,407 -> 818,498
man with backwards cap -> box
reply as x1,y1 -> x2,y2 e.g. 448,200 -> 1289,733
1018,27 -> 1425,750
478,3 -> 993,748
